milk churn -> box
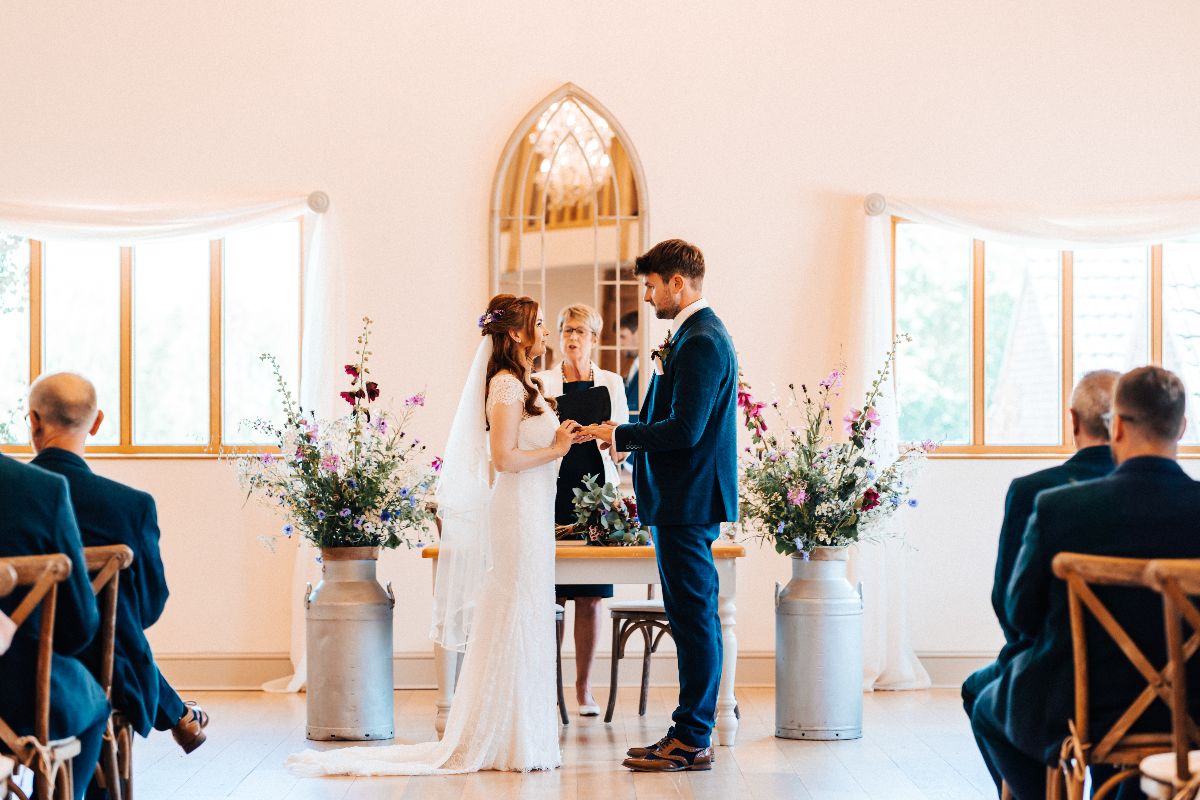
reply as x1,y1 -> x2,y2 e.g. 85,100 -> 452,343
305,546 -> 395,740
775,546 -> 863,740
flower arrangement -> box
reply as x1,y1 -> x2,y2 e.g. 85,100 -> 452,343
738,335 -> 934,557
556,473 -> 649,546
232,317 -> 438,550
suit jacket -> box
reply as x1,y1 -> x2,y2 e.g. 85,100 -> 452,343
990,446 -> 1114,654
987,457 -> 1200,762
0,454 -> 107,738
613,307 -> 738,526
32,448 -> 169,737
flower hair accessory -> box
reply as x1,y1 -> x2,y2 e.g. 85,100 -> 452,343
478,308 -> 505,332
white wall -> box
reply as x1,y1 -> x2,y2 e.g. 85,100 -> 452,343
4,1 -> 1200,684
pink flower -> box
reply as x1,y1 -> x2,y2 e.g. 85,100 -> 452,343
260,453 -> 275,464
431,456 -> 443,472
843,406 -> 881,434
920,439 -> 938,452
405,392 -> 426,408
861,488 -> 881,511
345,364 -> 360,379
787,486 -> 808,506
320,454 -> 341,473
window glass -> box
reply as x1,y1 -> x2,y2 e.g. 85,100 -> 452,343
0,235 -> 29,444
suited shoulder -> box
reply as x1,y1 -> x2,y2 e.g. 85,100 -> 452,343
86,470 -> 156,513
1008,464 -> 1079,501
0,454 -> 69,496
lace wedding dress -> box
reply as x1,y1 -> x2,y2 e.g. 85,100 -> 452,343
288,373 -> 562,776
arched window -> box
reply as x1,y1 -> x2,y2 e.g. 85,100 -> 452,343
490,83 -> 649,415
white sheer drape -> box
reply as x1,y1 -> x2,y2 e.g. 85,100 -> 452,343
0,192 -> 338,693
847,207 -> 931,691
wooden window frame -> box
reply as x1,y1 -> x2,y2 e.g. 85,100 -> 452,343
0,220 -> 304,458
892,217 -> 1200,459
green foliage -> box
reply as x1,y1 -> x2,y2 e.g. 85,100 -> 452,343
567,473 -> 648,546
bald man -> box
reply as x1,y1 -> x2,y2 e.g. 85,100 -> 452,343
28,373 -> 209,755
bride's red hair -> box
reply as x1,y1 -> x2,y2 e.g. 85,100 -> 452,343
482,294 -> 555,423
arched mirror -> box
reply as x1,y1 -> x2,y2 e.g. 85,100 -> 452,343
491,84 -> 649,418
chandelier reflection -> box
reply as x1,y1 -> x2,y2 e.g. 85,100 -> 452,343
528,99 -> 614,212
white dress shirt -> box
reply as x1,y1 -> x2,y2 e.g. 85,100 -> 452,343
669,297 -> 710,336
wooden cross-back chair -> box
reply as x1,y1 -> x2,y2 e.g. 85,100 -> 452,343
0,563 -> 16,603
83,545 -> 134,800
0,554 -> 81,800
1138,559 -> 1200,799
1051,553 -> 1176,800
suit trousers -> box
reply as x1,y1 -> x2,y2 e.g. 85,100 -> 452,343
652,523 -> 722,749
152,668 -> 187,731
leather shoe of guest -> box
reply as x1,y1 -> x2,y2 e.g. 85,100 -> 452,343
171,703 -> 209,754
627,728 -> 714,763
623,738 -> 713,772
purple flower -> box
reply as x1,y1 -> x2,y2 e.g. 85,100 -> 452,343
347,478 -> 358,489
787,486 -> 808,506
282,524 -> 294,536
431,456 -> 443,472
316,511 -> 326,521
920,439 -> 937,452
339,508 -> 351,518
405,392 -> 426,408
260,453 -> 276,464
353,516 -> 365,529
843,406 -> 881,434
776,521 -> 786,535
819,370 -> 844,389
320,454 -> 341,473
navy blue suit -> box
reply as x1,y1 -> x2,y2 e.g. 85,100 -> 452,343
31,448 -> 185,738
971,457 -> 1200,800
961,447 -> 1114,721
614,306 -> 738,748
0,454 -> 108,800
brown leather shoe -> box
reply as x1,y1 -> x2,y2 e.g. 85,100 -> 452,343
627,729 -> 715,763
623,738 -> 713,772
171,704 -> 209,754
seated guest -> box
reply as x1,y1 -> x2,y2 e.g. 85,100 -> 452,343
27,373 -> 209,754
971,366 -> 1200,800
535,304 -> 629,716
0,454 -> 107,800
962,371 -> 1117,725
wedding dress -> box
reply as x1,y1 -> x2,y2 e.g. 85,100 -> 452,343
287,372 -> 562,776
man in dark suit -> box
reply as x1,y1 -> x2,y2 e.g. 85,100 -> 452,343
0,454 -> 107,800
970,366 -> 1200,799
962,371 -> 1118,743
619,311 -> 640,423
26,373 -> 209,755
584,239 -> 738,772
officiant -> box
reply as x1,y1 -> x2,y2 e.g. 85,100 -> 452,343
535,302 -> 630,717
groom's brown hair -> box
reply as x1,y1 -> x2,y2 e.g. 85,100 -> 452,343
635,239 -> 705,286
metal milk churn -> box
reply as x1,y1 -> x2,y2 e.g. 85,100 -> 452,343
775,546 -> 863,740
305,546 -> 395,740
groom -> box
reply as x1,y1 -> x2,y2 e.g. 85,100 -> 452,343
584,239 -> 738,772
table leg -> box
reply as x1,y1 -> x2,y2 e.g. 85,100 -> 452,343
715,569 -> 739,746
433,642 -> 457,735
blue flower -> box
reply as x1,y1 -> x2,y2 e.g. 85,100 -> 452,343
399,488 -> 410,498
282,524 -> 294,536
347,478 -> 358,489
339,508 -> 352,518
381,509 -> 392,522
866,469 -> 877,481
316,510 -> 326,521
408,497 -> 419,508
776,521 -> 786,535
907,498 -> 919,508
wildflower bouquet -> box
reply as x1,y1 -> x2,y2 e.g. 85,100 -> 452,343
556,473 -> 649,546
232,317 -> 439,550
738,335 -> 933,556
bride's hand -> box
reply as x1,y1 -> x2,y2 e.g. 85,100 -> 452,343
553,420 -> 583,455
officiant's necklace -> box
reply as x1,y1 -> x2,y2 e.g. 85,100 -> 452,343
562,362 -> 594,383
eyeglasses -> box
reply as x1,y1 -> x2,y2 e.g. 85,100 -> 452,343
1101,411 -> 1137,431
561,326 -> 593,338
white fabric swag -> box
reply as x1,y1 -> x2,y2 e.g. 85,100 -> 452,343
0,192 -> 343,693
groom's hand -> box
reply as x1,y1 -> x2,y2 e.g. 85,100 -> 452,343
583,421 -> 619,450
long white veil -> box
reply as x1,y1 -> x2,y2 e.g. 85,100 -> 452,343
430,337 -> 494,652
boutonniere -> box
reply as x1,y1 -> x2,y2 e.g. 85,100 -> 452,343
650,331 -> 674,376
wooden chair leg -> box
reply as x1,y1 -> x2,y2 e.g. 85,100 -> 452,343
117,721 -> 132,800
100,719 -> 123,800
638,625 -> 652,717
1000,780 -> 1012,800
555,616 -> 568,726
604,620 -> 624,723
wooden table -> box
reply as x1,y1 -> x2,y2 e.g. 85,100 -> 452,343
422,541 -> 746,746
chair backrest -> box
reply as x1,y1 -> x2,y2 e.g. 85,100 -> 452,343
82,545 -> 134,701
1144,559 -> 1200,784
1051,552 -> 1170,764
0,554 -> 72,747
0,563 -> 16,599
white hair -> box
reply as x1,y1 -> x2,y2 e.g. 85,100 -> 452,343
1070,369 -> 1120,440
557,303 -> 603,336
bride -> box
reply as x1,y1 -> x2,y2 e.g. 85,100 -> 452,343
288,294 -> 583,776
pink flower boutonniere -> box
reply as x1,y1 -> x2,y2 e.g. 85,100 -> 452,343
650,331 -> 674,376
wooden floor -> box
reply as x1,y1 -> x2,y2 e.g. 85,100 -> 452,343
131,687 -> 996,799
